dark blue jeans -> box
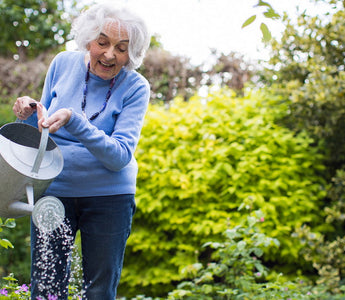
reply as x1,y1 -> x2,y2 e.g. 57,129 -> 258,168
31,194 -> 135,300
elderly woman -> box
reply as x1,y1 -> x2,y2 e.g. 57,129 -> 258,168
12,3 -> 151,300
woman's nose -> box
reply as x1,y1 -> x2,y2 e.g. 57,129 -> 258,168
104,47 -> 115,59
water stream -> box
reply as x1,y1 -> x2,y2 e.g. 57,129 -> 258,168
32,218 -> 85,300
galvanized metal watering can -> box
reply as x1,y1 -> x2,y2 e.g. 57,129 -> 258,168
0,121 -> 64,232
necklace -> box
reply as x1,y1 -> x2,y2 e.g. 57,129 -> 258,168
81,62 -> 116,121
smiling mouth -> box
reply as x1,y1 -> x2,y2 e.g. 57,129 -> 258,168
99,61 -> 115,68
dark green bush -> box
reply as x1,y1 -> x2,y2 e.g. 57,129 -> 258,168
261,0 -> 345,175
292,169 -> 345,294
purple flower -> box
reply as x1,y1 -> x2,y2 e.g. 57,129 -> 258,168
21,284 -> 29,292
48,294 -> 58,300
0,288 -> 8,296
16,284 -> 29,293
15,284 -> 30,294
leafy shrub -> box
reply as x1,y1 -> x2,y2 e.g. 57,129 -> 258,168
256,1 -> 345,295
165,210 -> 345,300
121,210 -> 345,300
292,169 -> 345,295
0,273 -> 82,299
261,0 -> 345,174
0,217 -> 30,284
0,219 -> 15,250
118,89 -> 327,297
293,225 -> 345,295
0,245 -> 83,299
0,274 -> 30,299
166,210 -> 280,299
326,169 -> 345,233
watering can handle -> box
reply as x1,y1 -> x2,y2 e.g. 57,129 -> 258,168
31,109 -> 49,174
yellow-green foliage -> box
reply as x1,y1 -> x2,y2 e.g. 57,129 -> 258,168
119,89 -> 327,297
0,98 -> 16,127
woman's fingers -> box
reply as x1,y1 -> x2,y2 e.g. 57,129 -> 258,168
13,96 -> 37,120
37,108 -> 72,133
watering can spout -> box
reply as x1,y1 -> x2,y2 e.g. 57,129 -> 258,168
6,184 -> 35,217
8,201 -> 34,216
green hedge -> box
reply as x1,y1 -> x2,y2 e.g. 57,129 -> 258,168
0,98 -> 16,127
118,89 -> 327,297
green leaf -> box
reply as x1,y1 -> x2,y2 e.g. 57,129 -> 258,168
260,22 -> 272,42
0,238 -> 14,249
237,240 -> 247,252
242,15 -> 257,28
2,273 -> 17,281
264,8 -> 280,20
4,218 -> 16,228
256,0 -> 272,8
247,216 -> 257,227
253,247 -> 264,257
225,228 -> 241,240
255,262 -> 266,274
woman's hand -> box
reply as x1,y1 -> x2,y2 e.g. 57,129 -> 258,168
13,96 -> 38,120
37,103 -> 72,134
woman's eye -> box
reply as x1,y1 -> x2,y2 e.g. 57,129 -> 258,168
117,45 -> 128,53
97,39 -> 108,47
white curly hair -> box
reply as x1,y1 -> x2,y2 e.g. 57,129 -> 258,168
71,3 -> 151,70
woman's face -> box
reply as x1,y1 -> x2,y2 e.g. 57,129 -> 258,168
87,22 -> 130,80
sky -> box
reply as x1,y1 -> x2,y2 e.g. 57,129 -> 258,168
83,0 -> 328,65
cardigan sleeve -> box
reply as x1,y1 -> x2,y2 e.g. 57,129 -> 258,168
64,78 -> 150,171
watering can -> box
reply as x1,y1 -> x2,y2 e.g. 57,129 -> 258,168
0,120 -> 64,232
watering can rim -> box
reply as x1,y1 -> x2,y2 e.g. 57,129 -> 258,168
0,122 -> 63,179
